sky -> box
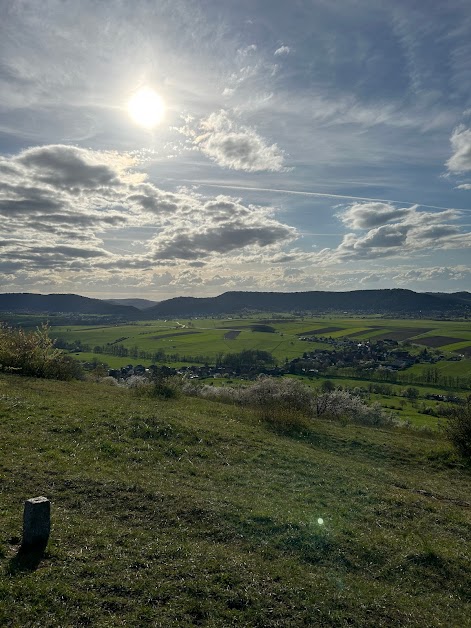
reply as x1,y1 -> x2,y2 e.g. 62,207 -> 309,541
1,0 -> 471,300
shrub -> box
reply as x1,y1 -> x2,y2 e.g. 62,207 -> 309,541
314,389 -> 396,427
0,323 -> 83,380
445,396 -> 471,461
239,376 -> 312,430
126,374 -> 182,400
183,377 -> 396,429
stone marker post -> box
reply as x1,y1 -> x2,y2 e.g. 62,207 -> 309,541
22,496 -> 51,549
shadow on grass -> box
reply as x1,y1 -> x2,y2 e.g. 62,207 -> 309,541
7,541 -> 48,575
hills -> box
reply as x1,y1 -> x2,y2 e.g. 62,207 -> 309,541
0,289 -> 469,319
144,289 -> 471,317
0,293 -> 141,319
105,298 -> 158,310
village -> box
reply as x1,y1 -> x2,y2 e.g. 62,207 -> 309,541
100,335 -> 459,383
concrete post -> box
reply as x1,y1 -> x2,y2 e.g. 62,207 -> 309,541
22,496 -> 50,549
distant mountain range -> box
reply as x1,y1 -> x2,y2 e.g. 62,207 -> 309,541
0,293 -> 141,319
0,289 -> 470,319
105,298 -> 158,310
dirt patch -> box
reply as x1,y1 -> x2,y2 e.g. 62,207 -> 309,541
372,328 -> 432,342
224,330 -> 241,340
413,335 -> 464,347
345,328 -> 382,338
297,327 -> 343,336
454,345 -> 471,357
150,331 -> 201,340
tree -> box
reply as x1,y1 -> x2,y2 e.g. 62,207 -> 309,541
403,386 -> 419,401
320,379 -> 335,393
446,395 -> 471,461
222,350 -> 275,372
0,323 -> 83,380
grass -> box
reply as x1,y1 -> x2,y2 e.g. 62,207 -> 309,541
42,316 -> 471,368
1,373 -> 471,626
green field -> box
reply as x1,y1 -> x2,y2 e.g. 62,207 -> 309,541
48,316 -> 471,366
5,315 -> 470,432
1,374 -> 470,626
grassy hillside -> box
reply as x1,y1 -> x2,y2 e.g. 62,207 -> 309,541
1,375 -> 470,626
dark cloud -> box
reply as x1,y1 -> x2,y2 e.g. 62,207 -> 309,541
153,222 -> 295,260
340,202 -> 412,230
0,143 -> 301,283
18,145 -> 119,190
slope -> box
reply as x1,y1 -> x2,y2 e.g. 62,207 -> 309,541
0,375 -> 470,626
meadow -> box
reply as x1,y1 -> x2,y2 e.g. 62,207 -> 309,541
7,314 -> 471,431
0,374 -> 470,626
50,315 -> 471,366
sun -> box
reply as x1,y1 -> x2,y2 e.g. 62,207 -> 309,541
127,87 -> 165,128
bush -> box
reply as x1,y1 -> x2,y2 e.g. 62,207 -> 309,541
0,323 -> 83,380
446,396 -> 471,461
126,374 -> 182,400
184,377 -> 397,429
314,389 -> 396,427
240,376 -> 312,430
183,376 -> 312,430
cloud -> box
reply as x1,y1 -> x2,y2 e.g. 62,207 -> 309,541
359,274 -> 382,284
392,266 -> 469,283
0,144 -> 297,279
150,195 -> 296,260
18,145 -> 119,191
193,110 -> 285,172
447,126 -> 471,172
320,202 -> 470,263
339,202 -> 413,229
274,45 -> 290,56
238,44 -> 257,56
152,224 -> 295,261
456,183 -> 471,190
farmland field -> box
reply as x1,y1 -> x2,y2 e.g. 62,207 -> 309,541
43,315 -> 471,367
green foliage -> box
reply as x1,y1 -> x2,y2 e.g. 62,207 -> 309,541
0,324 -> 83,380
446,395 -> 471,461
402,386 -> 420,400
219,349 -> 275,371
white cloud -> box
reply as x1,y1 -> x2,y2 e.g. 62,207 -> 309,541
193,110 -> 285,172
238,44 -> 257,56
359,274 -> 382,284
0,144 -> 296,280
274,45 -> 290,56
456,183 -> 471,190
392,266 -> 469,284
320,202 -> 470,263
447,126 -> 471,172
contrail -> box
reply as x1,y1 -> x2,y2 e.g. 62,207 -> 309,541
180,180 -> 471,213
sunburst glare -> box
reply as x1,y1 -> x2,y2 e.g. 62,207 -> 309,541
127,87 -> 165,128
